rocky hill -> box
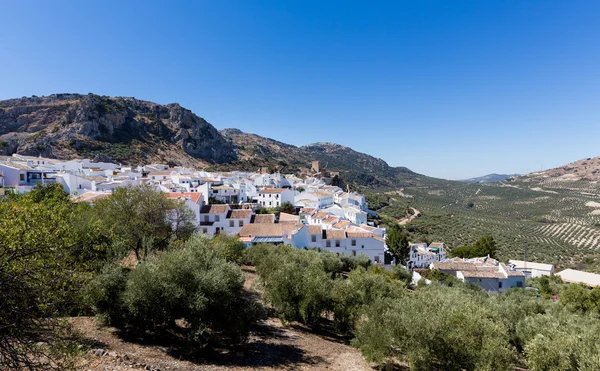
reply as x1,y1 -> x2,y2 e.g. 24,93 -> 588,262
0,94 -> 421,187
459,173 -> 520,184
218,129 -> 420,187
0,94 -> 236,167
514,156 -> 600,183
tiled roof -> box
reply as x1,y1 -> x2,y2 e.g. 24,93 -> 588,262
431,261 -> 482,271
259,188 -> 287,194
279,212 -> 300,222
333,220 -> 351,229
308,225 -> 322,235
164,192 -> 202,204
200,204 -> 229,214
429,242 -> 444,248
325,230 -> 346,240
312,211 -> 329,220
72,191 -> 111,203
323,216 -> 339,224
253,214 -> 276,224
239,223 -> 301,238
228,209 -> 253,219
300,207 -> 316,215
461,270 -> 505,279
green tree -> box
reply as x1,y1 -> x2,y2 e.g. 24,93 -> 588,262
450,235 -> 497,259
0,184 -> 99,370
93,185 -> 195,260
386,224 -> 409,263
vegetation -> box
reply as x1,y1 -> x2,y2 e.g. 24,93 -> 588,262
93,184 -> 196,260
449,235 -> 498,258
87,236 -> 262,351
386,224 -> 410,262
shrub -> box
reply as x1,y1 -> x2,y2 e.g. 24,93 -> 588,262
353,285 -> 514,370
88,236 -> 262,351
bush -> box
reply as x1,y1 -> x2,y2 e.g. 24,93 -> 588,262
353,285 -> 514,370
87,236 -> 262,351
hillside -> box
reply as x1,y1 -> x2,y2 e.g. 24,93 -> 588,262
0,94 -> 236,167
218,129 -> 421,187
0,94 -> 422,187
459,173 -> 520,184
377,157 -> 600,271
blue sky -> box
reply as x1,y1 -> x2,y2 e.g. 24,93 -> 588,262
1,1 -> 599,179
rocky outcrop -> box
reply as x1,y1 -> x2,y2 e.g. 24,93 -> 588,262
0,94 -> 236,165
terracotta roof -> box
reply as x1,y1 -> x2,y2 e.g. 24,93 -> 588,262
253,214 -> 276,224
461,270 -> 505,279
239,223 -> 301,238
308,225 -> 322,235
346,232 -> 373,239
228,209 -> 253,219
333,220 -> 351,229
259,188 -> 287,194
359,224 -> 377,231
279,212 -> 300,222
300,208 -> 316,215
431,261 -> 481,272
312,211 -> 329,220
323,216 -> 339,224
429,242 -> 444,248
164,192 -> 202,204
200,204 -> 229,214
325,230 -> 346,240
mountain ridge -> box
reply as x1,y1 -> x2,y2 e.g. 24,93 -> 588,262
0,94 -> 420,187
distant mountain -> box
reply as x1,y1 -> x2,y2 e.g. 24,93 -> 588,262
459,173 -> 520,184
0,94 -> 424,187
516,156 -> 600,183
218,129 -> 421,187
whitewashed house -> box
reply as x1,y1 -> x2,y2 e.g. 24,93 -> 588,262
407,242 -> 447,269
256,188 -> 294,208
198,204 -> 231,236
507,260 -> 554,278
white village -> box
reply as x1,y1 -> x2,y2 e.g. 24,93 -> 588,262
3,152 -> 596,294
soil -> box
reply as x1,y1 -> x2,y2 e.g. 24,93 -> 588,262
73,267 -> 372,371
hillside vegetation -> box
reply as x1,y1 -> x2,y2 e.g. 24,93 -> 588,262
377,167 -> 600,270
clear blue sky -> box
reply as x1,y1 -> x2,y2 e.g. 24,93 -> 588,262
1,1 -> 599,179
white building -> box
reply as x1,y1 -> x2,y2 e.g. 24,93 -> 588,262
256,188 -> 295,208
431,257 -> 525,293
556,269 -> 600,287
407,242 -> 447,269
507,260 -> 554,278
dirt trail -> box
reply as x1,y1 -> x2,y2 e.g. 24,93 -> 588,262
74,268 -> 371,371
398,208 -> 420,225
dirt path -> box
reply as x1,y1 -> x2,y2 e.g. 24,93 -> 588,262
398,208 -> 420,225
74,268 -> 372,371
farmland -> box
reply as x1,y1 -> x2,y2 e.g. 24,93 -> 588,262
375,175 -> 600,271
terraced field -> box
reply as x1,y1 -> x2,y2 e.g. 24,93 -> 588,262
378,176 -> 600,270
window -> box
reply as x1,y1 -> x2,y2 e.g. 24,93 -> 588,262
516,281 -> 523,288
352,250 -> 357,256
335,240 -> 340,247
239,220 -> 244,227
215,215 -> 220,222
20,174 -> 25,181
202,228 -> 208,234
351,239 -> 356,246
311,235 -> 317,243
326,241 -> 331,247
374,256 -> 380,263
229,220 -> 234,227
498,282 -> 503,288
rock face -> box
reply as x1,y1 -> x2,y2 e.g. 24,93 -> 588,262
0,94 -> 236,165
0,93 -> 422,187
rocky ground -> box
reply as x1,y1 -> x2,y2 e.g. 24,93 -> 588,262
73,268 -> 372,371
